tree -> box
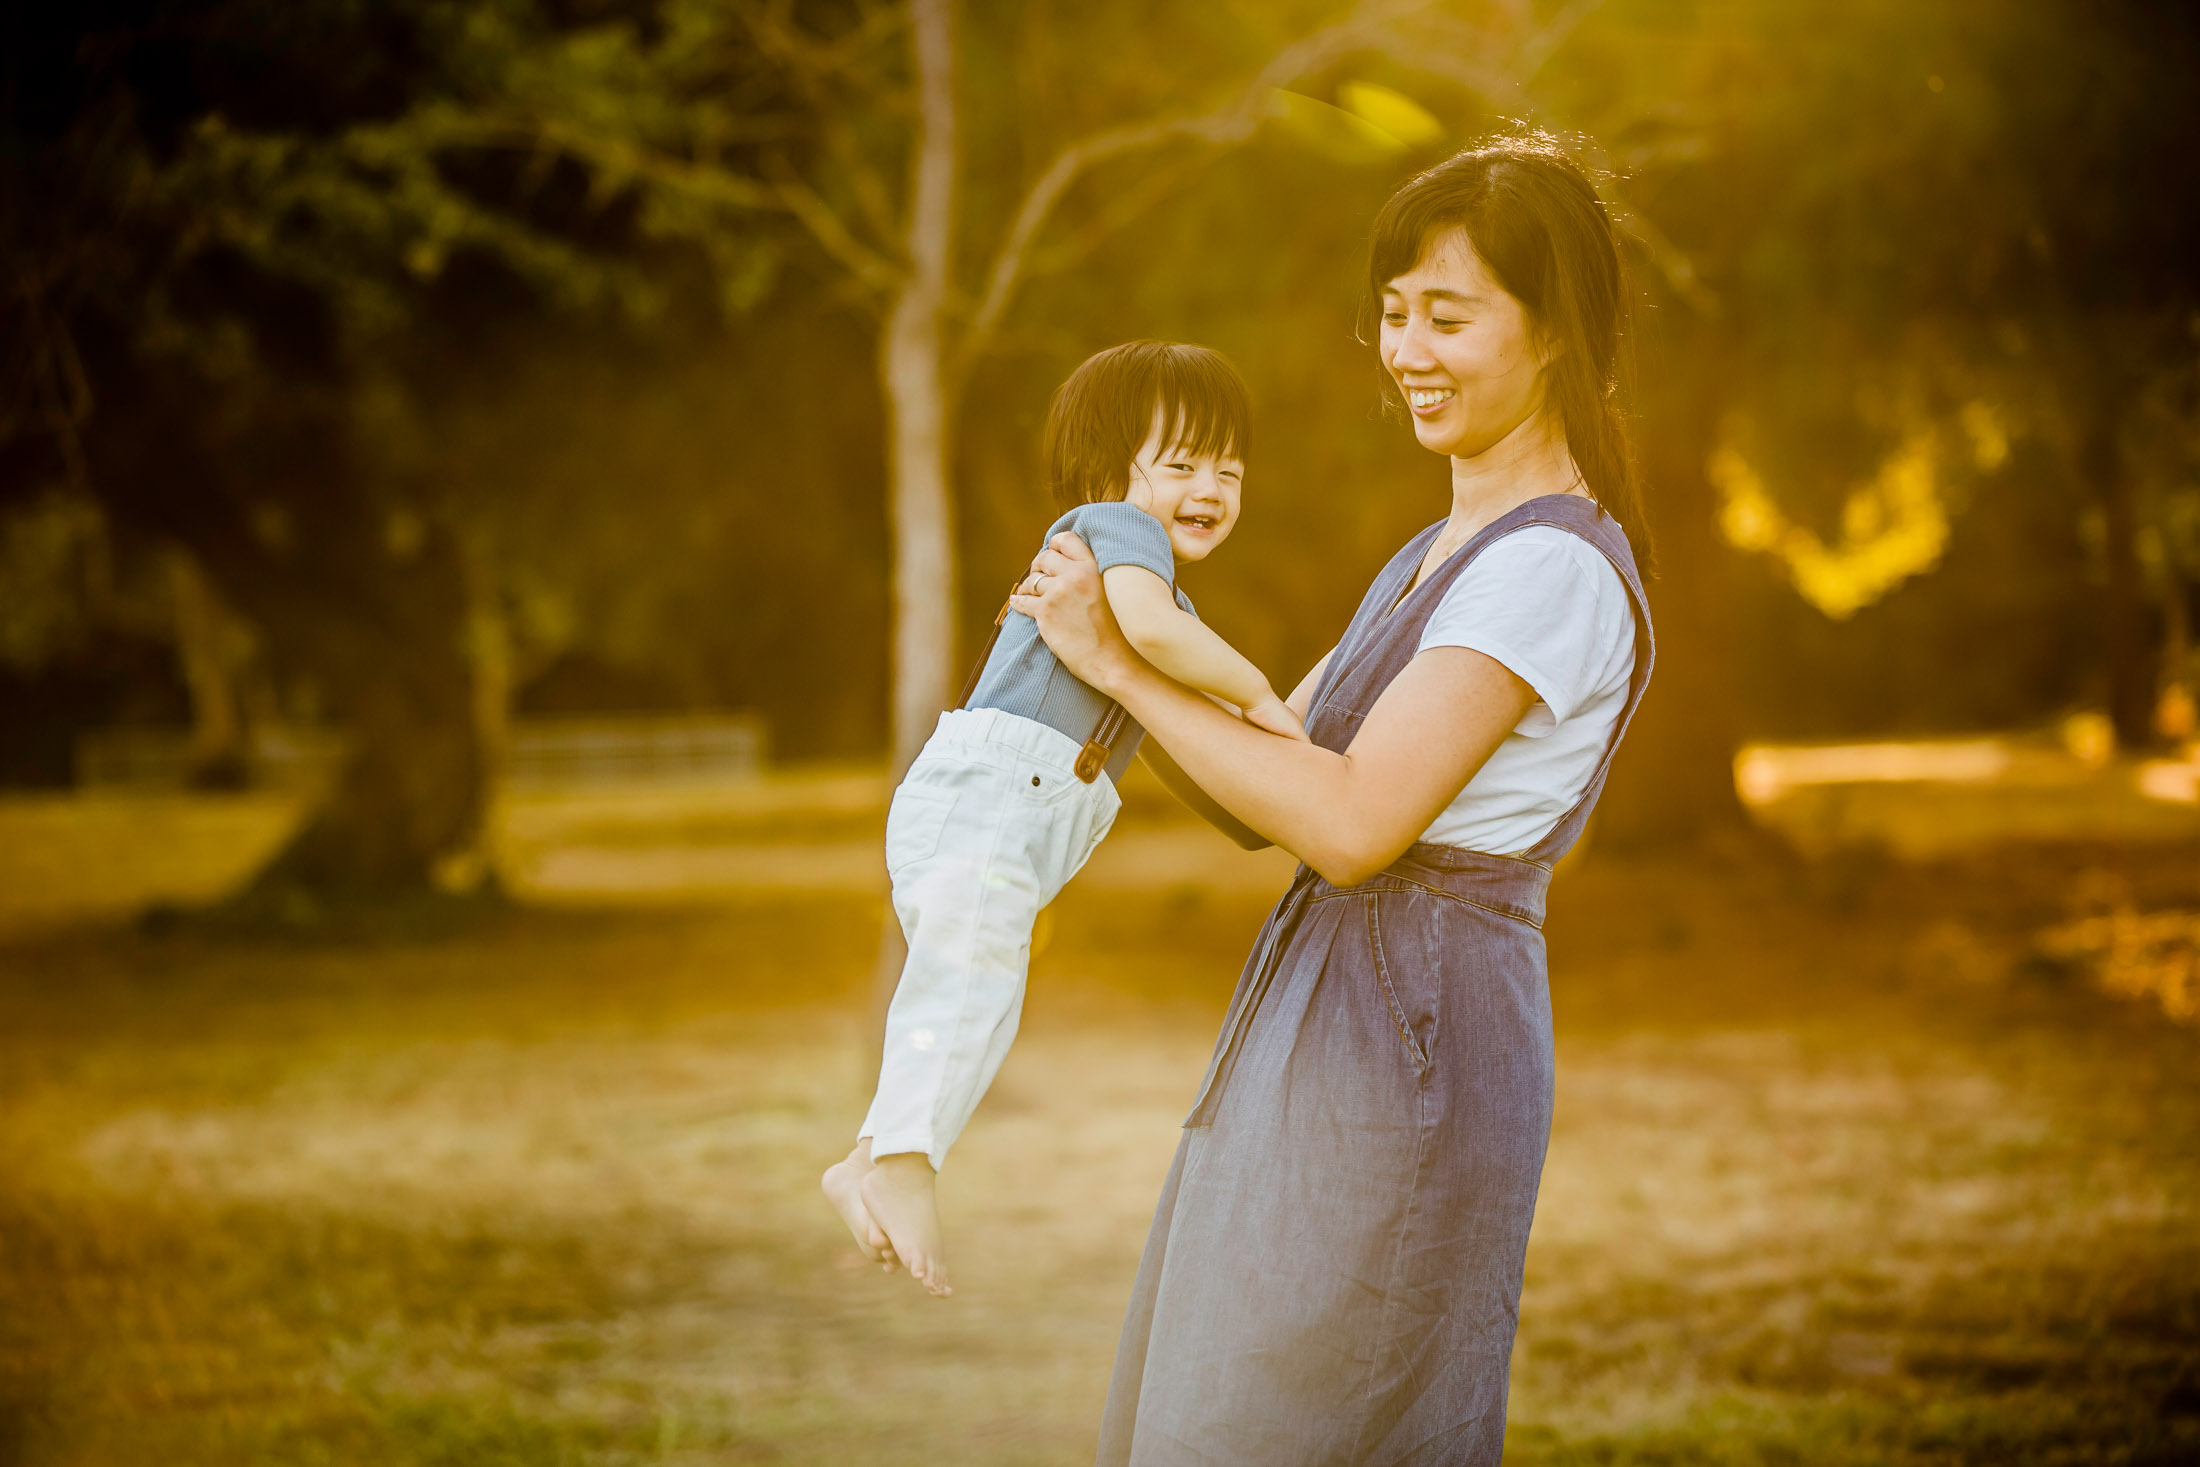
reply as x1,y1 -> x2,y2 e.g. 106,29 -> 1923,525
420,0 -> 1571,773
1557,0 -> 2200,847
0,0 -> 640,907
4,0 -> 1584,911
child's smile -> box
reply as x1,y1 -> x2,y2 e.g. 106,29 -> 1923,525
1123,412 -> 1244,563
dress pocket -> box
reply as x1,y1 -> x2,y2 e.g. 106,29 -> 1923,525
1365,892 -> 1434,1072
884,784 -> 957,874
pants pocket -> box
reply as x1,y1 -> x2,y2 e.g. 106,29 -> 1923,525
884,784 -> 957,874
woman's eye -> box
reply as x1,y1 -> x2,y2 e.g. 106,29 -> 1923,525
1434,317 -> 1465,329
1382,312 -> 1406,325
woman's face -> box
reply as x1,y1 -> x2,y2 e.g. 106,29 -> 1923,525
1379,228 -> 1553,460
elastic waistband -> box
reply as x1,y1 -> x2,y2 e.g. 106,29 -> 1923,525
1299,842 -> 1552,928
926,706 -> 1092,777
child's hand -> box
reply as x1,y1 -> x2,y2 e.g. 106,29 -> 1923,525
1243,696 -> 1309,742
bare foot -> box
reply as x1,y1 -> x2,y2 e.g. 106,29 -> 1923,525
821,1143 -> 898,1274
861,1152 -> 952,1297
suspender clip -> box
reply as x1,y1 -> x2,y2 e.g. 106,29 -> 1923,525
955,580 -> 1129,785
1074,739 -> 1109,783
1074,704 -> 1129,783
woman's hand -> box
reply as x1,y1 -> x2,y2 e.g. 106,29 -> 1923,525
1242,695 -> 1309,741
1008,533 -> 1136,695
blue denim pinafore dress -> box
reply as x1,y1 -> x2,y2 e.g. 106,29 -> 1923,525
1096,494 -> 1654,1466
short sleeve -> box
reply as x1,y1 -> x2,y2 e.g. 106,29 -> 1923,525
1063,502 -> 1177,588
1418,528 -> 1633,738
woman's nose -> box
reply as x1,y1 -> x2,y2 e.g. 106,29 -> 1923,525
1390,322 -> 1438,370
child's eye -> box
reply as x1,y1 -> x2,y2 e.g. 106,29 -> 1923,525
1166,461 -> 1194,473
1434,317 -> 1466,329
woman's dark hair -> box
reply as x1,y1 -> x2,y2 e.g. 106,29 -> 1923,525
1045,340 -> 1251,512
1367,131 -> 1655,574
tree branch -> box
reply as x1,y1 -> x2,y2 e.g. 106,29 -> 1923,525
765,156 -> 906,296
1515,0 -> 1606,81
959,5 -> 1405,373
430,114 -> 787,212
1023,146 -> 1220,282
952,0 -> 1562,375
415,111 -> 906,301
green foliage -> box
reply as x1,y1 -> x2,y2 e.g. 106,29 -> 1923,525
6,0 -> 2198,772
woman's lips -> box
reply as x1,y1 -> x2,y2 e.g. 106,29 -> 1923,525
1405,386 -> 1457,417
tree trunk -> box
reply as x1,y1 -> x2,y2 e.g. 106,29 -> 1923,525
86,393 -> 492,910
2089,406 -> 2154,751
166,546 -> 253,790
880,0 -> 960,779
870,0 -> 959,1060
1595,332 -> 1753,852
232,518 -> 492,903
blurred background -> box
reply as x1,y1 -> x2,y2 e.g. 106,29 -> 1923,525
3,0 -> 2198,1463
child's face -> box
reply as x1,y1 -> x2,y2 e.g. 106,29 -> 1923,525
1122,410 -> 1244,564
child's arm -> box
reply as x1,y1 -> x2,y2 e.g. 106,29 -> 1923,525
1102,566 -> 1305,739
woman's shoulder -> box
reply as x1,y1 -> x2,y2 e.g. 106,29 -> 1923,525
1460,524 -> 1628,601
1424,523 -> 1634,660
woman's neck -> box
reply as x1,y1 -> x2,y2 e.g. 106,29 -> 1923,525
1441,408 -> 1585,545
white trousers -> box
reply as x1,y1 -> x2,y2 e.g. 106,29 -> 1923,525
860,708 -> 1122,1171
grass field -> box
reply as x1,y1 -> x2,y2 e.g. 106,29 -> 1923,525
1,779 -> 2197,1464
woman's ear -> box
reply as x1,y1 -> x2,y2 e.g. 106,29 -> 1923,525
1534,326 -> 1566,370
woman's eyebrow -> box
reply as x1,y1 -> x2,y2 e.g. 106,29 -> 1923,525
1380,285 -> 1487,307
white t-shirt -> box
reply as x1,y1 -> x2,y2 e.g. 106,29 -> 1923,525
1414,526 -> 1636,855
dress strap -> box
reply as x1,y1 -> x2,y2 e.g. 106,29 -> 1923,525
1302,495 -> 1656,868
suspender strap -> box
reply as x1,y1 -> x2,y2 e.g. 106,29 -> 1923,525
953,589 -> 1017,712
953,579 -> 1129,784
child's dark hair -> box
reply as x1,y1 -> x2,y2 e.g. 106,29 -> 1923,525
1045,341 -> 1251,512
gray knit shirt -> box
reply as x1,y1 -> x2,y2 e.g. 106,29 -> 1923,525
968,501 -> 1194,784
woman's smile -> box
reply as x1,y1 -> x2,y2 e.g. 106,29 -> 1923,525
1405,387 -> 1458,416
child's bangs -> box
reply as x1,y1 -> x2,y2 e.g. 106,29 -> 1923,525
1151,353 -> 1251,465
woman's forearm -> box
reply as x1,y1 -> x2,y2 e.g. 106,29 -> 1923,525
1096,653 -> 1371,880
1137,743 -> 1272,850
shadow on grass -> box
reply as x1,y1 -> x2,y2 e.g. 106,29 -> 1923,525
0,1191 -> 768,1466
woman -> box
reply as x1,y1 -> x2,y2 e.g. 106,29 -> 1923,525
1012,133 -> 1657,1465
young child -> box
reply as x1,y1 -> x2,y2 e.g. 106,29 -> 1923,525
820,341 -> 1304,1296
